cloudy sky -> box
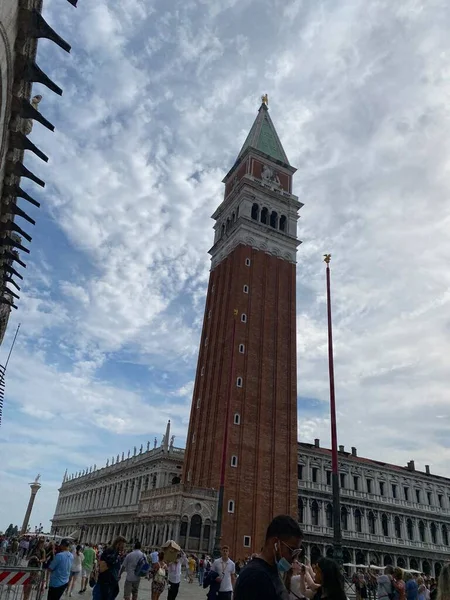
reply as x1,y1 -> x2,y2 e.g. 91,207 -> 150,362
1,0 -> 450,531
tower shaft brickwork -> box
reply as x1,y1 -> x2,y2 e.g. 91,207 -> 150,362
184,102 -> 302,557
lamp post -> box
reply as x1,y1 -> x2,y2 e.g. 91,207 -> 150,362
324,255 -> 343,565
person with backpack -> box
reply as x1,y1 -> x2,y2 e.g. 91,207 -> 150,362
119,542 -> 147,600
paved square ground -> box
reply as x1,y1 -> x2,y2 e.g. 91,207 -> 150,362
68,574 -> 207,600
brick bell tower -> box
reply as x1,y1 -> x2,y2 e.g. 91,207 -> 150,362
183,97 -> 303,558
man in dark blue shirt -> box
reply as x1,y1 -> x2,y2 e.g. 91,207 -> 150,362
235,515 -> 303,600
405,573 -> 419,600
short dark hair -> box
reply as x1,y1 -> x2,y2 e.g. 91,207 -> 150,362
134,541 -> 142,550
265,515 -> 303,541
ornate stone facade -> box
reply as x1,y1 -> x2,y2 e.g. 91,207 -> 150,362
298,441 -> 450,578
51,425 -> 185,545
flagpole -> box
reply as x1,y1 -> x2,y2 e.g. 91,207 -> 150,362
324,255 -> 343,565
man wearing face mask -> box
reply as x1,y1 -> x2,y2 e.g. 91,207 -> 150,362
234,515 -> 303,600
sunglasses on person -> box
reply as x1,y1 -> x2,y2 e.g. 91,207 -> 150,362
280,540 -> 303,559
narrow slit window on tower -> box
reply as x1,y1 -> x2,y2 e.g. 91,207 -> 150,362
231,456 -> 238,467
204,337 -> 208,347
201,366 -> 205,376
243,285 -> 249,294
245,258 -> 251,266
228,500 -> 235,513
241,313 -> 247,323
197,398 -> 201,408
239,344 -> 245,354
236,377 -> 243,388
261,207 -> 268,224
192,433 -> 196,443
280,215 -> 287,232
208,310 -> 211,319
243,536 -> 251,547
234,413 -> 241,425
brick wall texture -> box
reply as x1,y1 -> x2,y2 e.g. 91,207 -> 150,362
184,243 -> 298,558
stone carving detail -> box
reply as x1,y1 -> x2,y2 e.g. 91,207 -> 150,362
261,164 -> 281,186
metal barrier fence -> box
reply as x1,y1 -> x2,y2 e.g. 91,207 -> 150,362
0,556 -> 20,568
0,567 -> 45,600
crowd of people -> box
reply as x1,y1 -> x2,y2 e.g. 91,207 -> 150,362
1,521 -> 450,600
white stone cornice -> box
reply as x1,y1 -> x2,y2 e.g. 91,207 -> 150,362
210,218 -> 299,269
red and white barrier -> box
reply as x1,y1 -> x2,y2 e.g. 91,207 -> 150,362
0,571 -> 32,585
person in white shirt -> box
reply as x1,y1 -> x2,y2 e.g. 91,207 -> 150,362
66,545 -> 84,597
167,552 -> 188,600
119,542 -> 145,600
212,546 -> 236,600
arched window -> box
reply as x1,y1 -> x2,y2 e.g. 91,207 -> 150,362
356,551 -> 365,565
231,456 -> 238,467
383,555 -> 393,566
243,285 -> 249,294
152,475 -> 157,488
419,520 -> 425,542
203,522 -> 211,545
228,500 -> 235,513
239,344 -> 245,354
355,509 -> 362,533
368,511 -> 376,535
341,506 -> 348,530
245,258 -> 251,266
232,212 -> 236,222
226,217 -> 231,231
443,524 -> 449,546
430,522 -> 437,544
241,313 -> 247,323
423,561 -> 431,576
326,504 -> 333,528
251,203 -> 259,220
436,564 -> 443,579
180,519 -> 188,537
236,377 -> 243,387
395,516 -> 401,538
311,501 -> 319,526
311,546 -> 321,564
298,497 -> 304,523
397,557 -> 406,569
410,558 -> 419,571
221,223 -> 225,237
261,207 -> 268,224
382,514 -> 389,537
270,211 -> 278,228
190,514 -> 202,538
172,476 -> 181,485
407,518 -> 414,540
234,413 -> 241,425
280,215 -> 287,232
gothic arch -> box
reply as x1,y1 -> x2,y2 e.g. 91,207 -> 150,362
261,207 -> 268,224
310,545 -> 321,564
190,514 -> 202,538
397,557 -> 406,569
410,558 -> 419,571
251,203 -> 259,220
311,500 -> 319,526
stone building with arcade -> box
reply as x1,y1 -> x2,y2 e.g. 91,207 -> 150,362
298,440 -> 450,578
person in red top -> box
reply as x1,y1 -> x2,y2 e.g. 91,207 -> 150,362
393,568 -> 406,600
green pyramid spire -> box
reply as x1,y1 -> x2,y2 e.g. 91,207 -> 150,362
237,102 -> 290,166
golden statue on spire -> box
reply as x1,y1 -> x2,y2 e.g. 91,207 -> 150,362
261,93 -> 269,106
323,254 -> 331,264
